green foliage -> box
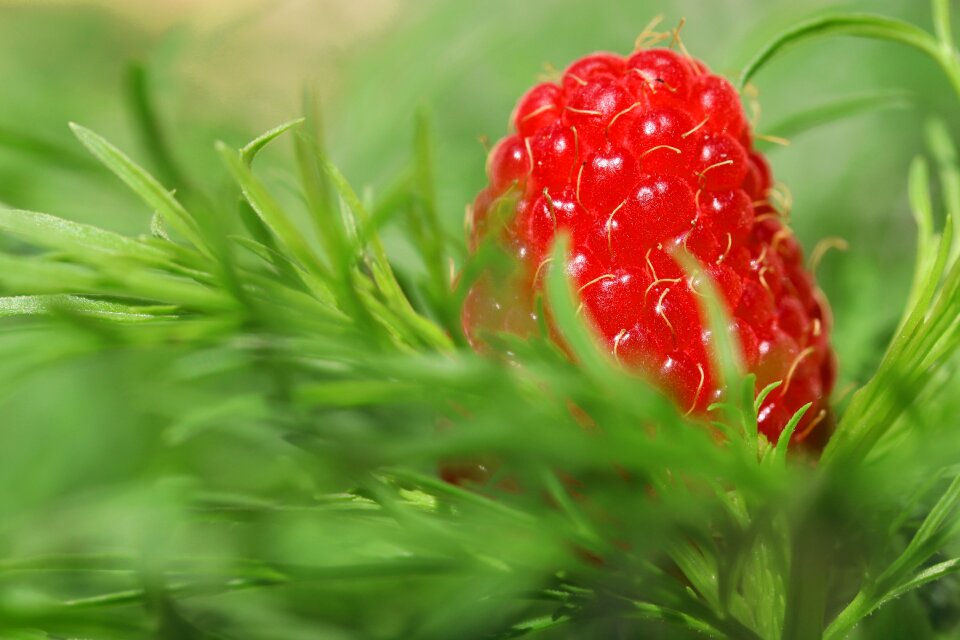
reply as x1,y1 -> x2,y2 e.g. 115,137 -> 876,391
0,1 -> 959,639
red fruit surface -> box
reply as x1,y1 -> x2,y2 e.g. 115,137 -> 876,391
464,48 -> 835,446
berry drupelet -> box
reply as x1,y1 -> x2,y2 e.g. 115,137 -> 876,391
463,48 -> 836,446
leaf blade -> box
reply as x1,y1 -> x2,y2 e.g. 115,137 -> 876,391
69,123 -> 208,254
740,13 -> 939,89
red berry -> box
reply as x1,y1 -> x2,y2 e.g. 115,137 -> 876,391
644,279 -> 701,352
487,135 -> 531,193
464,48 -> 835,446
468,187 -> 497,251
683,224 -> 721,263
777,297 -> 809,344
701,189 -> 754,241
564,81 -> 633,149
514,83 -> 563,137
610,107 -> 695,175
660,353 -> 709,414
530,123 -> 579,191
614,321 -> 671,370
737,279 -> 776,326
563,52 -> 627,93
580,268 -> 650,338
731,318 -> 760,368
690,74 -> 747,137
577,145 -> 640,215
744,151 -> 773,199
615,174 -> 697,248
694,133 -> 749,190
526,186 -> 587,257
564,245 -> 605,284
703,263 -> 744,310
625,49 -> 694,100
462,275 -> 538,349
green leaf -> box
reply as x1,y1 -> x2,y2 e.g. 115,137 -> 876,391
411,108 -> 450,301
293,130 -> 383,337
0,253 -> 232,312
901,157 -> 937,327
668,541 -> 722,614
882,557 -> 960,605
293,379 -> 422,407
925,119 -> 960,266
240,117 -> 305,166
673,250 -> 747,439
164,393 -> 272,444
322,154 -> 453,352
383,468 -> 534,523
125,62 -> 189,192
754,381 -> 782,416
497,614 -> 572,638
544,235 -> 611,379
217,141 -> 326,281
69,123 -> 209,255
740,14 -> 940,89
772,403 -> 812,466
538,465 -> 602,548
319,154 -> 376,260
932,0 -> 955,50
901,474 -> 960,565
0,208 -> 170,264
761,90 -> 911,145
829,117 -> 960,464
294,100 -> 347,272
151,210 -> 171,240
825,475 -> 960,639
628,601 -> 724,638
0,295 -> 177,321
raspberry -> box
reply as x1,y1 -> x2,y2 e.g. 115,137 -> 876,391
464,48 -> 836,446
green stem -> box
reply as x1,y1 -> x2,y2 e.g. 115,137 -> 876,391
933,0 -> 954,52
929,0 -> 960,254
781,512 -> 830,640
126,62 -> 191,197
932,44 -> 960,106
823,591 -> 871,640
741,4 -> 960,105
914,0 -> 960,100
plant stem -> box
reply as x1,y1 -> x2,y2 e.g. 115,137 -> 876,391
922,0 -> 960,103
823,591 -> 871,640
933,0 -> 954,52
781,519 -> 830,640
932,44 -> 960,106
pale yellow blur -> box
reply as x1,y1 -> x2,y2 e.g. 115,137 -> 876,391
0,0 -> 401,127
0,0 -> 397,33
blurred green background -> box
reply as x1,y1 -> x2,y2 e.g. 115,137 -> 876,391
0,1 -> 956,636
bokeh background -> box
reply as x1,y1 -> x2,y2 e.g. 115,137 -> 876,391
0,0 -> 957,636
